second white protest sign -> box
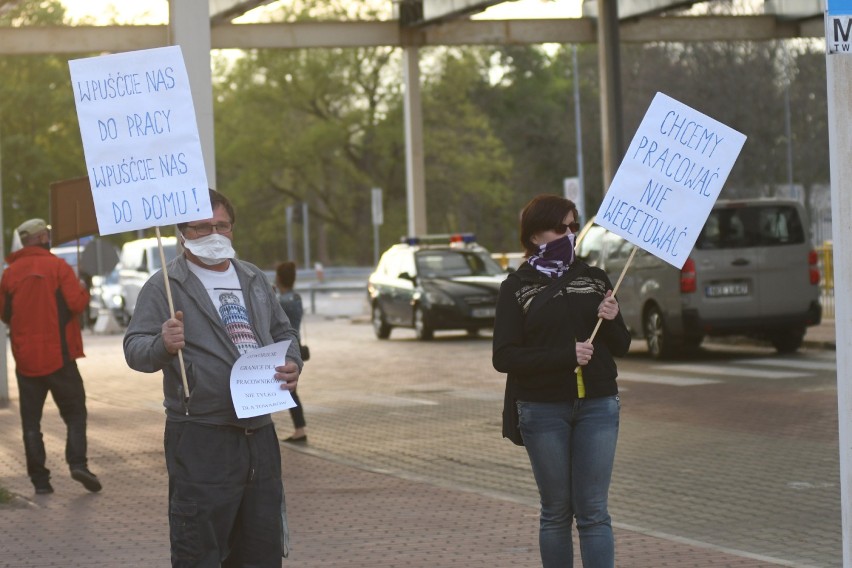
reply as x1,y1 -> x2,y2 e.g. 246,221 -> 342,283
595,92 -> 747,268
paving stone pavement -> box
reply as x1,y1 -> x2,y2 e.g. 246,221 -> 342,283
0,316 -> 839,567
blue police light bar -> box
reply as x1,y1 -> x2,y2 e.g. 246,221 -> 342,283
449,233 -> 477,244
400,233 -> 477,245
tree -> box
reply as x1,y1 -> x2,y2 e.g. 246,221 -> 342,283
420,48 -> 514,251
214,44 -> 403,266
214,16 -> 516,264
0,1 -> 86,244
467,44 -> 606,233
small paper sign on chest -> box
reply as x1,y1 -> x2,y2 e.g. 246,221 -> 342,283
230,340 -> 296,419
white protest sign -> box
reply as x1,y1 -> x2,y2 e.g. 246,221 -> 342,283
230,340 -> 296,419
69,45 -> 212,236
595,92 -> 746,268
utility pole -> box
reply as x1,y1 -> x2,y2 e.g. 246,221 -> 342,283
597,0 -> 624,193
285,205 -> 295,262
572,45 -> 585,220
301,202 -> 310,269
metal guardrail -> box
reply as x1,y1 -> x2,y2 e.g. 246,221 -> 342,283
294,282 -> 365,314
284,244 -> 838,320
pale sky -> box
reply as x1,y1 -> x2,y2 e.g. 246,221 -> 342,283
60,0 -> 582,25
61,0 -> 167,24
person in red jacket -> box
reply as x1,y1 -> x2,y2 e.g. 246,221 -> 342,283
0,218 -> 101,495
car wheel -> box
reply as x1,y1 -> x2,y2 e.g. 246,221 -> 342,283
372,304 -> 391,339
770,328 -> 804,354
414,306 -> 434,340
466,328 -> 480,337
643,305 -> 676,360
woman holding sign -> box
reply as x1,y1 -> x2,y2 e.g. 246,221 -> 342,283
493,194 -> 631,568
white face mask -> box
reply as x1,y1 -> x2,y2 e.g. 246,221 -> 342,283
182,233 -> 235,266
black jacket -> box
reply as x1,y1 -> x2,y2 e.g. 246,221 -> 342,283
492,261 -> 631,444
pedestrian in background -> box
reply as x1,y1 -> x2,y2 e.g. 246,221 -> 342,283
0,218 -> 102,495
492,194 -> 631,568
275,261 -> 308,443
124,189 -> 302,567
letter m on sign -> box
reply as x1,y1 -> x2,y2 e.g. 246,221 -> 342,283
835,17 -> 852,42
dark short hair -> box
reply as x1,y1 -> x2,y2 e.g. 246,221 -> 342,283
177,189 -> 236,232
519,194 -> 579,256
276,261 -> 297,289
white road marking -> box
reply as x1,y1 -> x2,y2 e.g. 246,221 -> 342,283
737,358 -> 836,371
656,363 -> 809,379
617,371 -> 721,386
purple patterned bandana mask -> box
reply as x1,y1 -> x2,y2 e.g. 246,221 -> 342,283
527,233 -> 575,279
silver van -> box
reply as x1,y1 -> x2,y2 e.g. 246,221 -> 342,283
117,237 -> 179,321
577,198 -> 822,358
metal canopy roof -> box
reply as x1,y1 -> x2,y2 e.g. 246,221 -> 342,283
0,0 -> 830,56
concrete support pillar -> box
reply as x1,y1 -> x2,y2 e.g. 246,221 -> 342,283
403,47 -> 427,237
169,0 -> 216,188
596,0 -> 623,194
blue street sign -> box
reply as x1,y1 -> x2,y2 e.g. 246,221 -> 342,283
828,0 -> 852,15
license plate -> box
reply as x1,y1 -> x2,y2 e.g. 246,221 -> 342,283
705,282 -> 749,297
472,307 -> 496,318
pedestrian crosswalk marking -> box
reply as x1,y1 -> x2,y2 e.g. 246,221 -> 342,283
737,358 -> 836,371
655,363 -> 809,380
617,372 -> 721,386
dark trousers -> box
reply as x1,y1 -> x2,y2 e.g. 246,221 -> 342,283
16,361 -> 89,484
288,390 -> 306,429
164,421 -> 285,568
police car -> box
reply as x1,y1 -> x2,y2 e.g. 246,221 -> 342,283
367,233 -> 508,340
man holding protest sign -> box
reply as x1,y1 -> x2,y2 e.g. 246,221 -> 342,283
124,189 -> 302,567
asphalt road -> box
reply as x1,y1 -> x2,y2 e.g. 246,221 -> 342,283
285,311 -> 841,567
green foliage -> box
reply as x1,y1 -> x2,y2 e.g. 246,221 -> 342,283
214,44 -> 403,266
0,0 -> 833,266
0,1 -> 86,246
474,45 -> 601,239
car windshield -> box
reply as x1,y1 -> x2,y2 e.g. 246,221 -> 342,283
415,250 -> 504,278
696,204 -> 805,249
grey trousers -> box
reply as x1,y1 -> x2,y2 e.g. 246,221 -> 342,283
164,421 -> 286,568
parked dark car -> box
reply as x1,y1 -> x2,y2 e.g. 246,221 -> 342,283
367,234 -> 508,340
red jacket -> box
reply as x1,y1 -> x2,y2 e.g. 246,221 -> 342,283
0,246 -> 89,377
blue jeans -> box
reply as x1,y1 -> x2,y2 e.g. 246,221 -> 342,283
518,396 -> 620,568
